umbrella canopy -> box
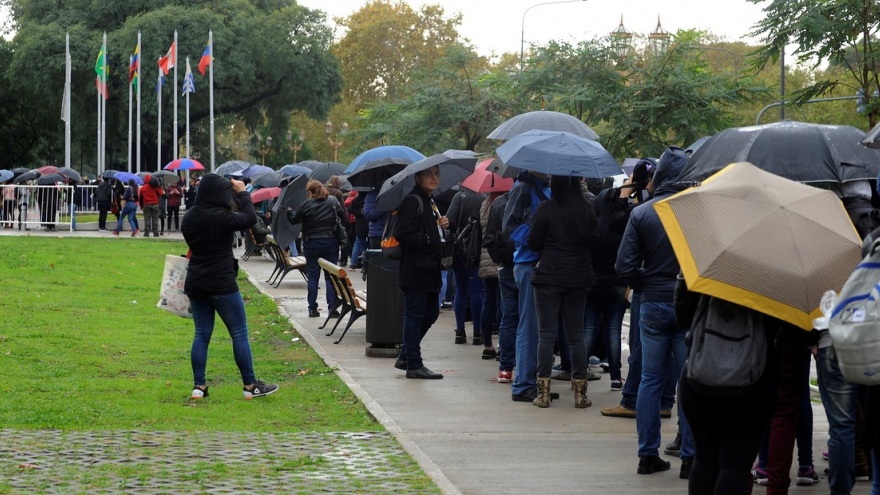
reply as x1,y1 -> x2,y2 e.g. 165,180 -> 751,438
36,165 -> 58,175
346,158 -> 413,191
685,136 -> 712,156
154,170 -> 181,186
278,164 -> 312,177
487,110 -> 599,141
165,158 -> 205,171
251,170 -> 284,189
678,121 -> 880,184
296,160 -> 325,171
215,160 -> 252,176
37,173 -> 66,185
461,158 -> 515,194
271,174 -> 309,249
307,162 -> 347,184
496,129 -> 624,178
13,170 -> 40,184
113,171 -> 144,185
100,169 -> 121,179
344,145 -> 425,174
0,170 -> 13,183
11,167 -> 30,176
250,187 -> 282,203
375,150 -> 478,211
57,167 -> 82,184
240,164 -> 273,178
861,122 -> 880,148
654,162 -> 863,330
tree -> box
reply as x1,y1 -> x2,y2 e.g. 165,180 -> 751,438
333,0 -> 462,104
1,0 -> 342,170
748,0 -> 880,126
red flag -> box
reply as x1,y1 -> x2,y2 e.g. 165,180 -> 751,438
157,41 -> 176,76
198,43 -> 211,76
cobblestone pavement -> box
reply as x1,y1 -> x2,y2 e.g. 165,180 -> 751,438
0,429 -> 437,494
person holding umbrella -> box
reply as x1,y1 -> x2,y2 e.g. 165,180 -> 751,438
113,179 -> 140,236
393,165 -> 449,379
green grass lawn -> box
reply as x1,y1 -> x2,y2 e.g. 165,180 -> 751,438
0,237 -> 380,432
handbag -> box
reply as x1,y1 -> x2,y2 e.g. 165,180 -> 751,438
440,238 -> 455,270
330,198 -> 350,250
156,254 -> 192,318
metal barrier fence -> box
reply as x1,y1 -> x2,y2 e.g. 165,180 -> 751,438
1,184 -> 75,232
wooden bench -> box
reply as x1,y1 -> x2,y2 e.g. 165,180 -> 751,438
318,258 -> 367,344
242,229 -> 270,261
265,237 -> 307,287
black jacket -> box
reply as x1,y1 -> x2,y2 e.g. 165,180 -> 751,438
96,181 -> 112,203
483,192 -> 514,267
396,187 -> 442,294
527,198 -> 596,288
590,188 -> 626,288
286,196 -> 346,240
181,174 -> 257,297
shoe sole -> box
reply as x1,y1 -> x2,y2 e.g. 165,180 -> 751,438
243,387 -> 278,399
796,478 -> 818,486
497,378 -> 511,383
664,449 -> 680,456
637,465 -> 671,475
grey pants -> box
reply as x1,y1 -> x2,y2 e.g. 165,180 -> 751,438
142,204 -> 160,234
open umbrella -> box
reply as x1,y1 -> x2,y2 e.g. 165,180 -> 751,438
307,162 -> 346,184
154,170 -> 181,186
113,171 -> 144,185
37,173 -> 66,185
11,167 -> 30,176
37,165 -> 58,175
654,162 -> 863,330
251,171 -> 284,189
488,110 -> 599,141
165,158 -> 205,171
296,160 -> 324,171
344,145 -> 425,174
57,167 -> 82,184
496,130 -> 623,178
271,174 -> 309,249
685,136 -> 712,156
861,122 -> 880,148
13,170 -> 41,184
0,170 -> 13,183
461,158 -> 515,194
279,164 -> 312,177
250,187 -> 282,203
375,150 -> 478,211
240,164 -> 273,178
100,169 -> 121,179
678,121 -> 880,184
215,160 -> 252,176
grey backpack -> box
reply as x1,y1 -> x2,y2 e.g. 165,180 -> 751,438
686,295 -> 767,396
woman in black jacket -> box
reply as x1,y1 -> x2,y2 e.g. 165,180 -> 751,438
527,175 -> 597,408
181,174 -> 277,400
393,165 -> 449,379
286,180 -> 347,318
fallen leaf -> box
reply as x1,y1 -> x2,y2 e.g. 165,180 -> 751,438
18,463 -> 37,469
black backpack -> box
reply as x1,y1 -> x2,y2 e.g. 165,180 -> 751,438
454,216 -> 482,270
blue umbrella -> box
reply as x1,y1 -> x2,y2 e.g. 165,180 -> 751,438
495,130 -> 623,179
240,164 -> 274,178
344,145 -> 425,174
113,171 -> 144,185
279,164 -> 312,177
0,170 -> 13,183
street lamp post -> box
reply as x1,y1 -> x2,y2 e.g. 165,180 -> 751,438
610,15 -> 633,61
257,135 -> 272,166
520,0 -> 587,72
648,16 -> 670,56
286,129 -> 305,163
325,121 -> 348,162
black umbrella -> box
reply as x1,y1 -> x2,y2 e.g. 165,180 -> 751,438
678,121 -> 880,184
37,173 -> 66,185
251,171 -> 284,189
296,160 -> 325,171
11,167 -> 30,176
57,167 -> 82,184
13,170 -> 41,184
270,174 -> 309,249
154,170 -> 181,186
375,150 -> 478,211
346,158 -> 412,191
487,110 -> 600,141
101,169 -> 121,179
308,162 -> 346,184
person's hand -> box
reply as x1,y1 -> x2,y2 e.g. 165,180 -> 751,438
438,216 -> 449,229
230,179 -> 245,193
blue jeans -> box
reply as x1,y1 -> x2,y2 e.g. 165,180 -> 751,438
583,286 -> 627,382
453,263 -> 484,334
817,345 -> 859,495
439,270 -> 449,306
480,277 -> 500,348
350,235 -> 367,266
190,291 -> 256,386
636,301 -> 689,457
535,285 -> 587,379
400,289 -> 440,370
621,291 -> 677,410
70,203 -> 76,230
303,237 -> 339,313
512,263 -> 538,396
115,201 -> 137,233
497,266 -> 518,372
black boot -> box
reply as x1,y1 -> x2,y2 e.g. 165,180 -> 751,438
454,329 -> 466,344
664,431 -> 682,456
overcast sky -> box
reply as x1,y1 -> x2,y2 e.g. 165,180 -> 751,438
296,0 -> 769,57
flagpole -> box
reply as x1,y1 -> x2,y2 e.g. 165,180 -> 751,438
208,30 -> 215,172
173,30 -> 178,160
136,32 -> 141,173
96,85 -> 101,174
102,32 -> 108,174
127,57 -> 133,173
157,68 -> 162,170
64,33 -> 71,169
185,57 -> 191,158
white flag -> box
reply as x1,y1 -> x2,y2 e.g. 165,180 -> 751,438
182,59 -> 195,96
61,82 -> 69,122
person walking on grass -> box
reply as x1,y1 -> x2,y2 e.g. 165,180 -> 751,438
181,174 -> 278,400
113,179 -> 140,236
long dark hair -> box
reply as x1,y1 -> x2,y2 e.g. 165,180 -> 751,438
549,175 -> 595,242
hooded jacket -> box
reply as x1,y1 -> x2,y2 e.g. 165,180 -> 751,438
181,174 -> 257,297
615,147 -> 689,303
139,174 -> 163,206
502,172 -> 549,264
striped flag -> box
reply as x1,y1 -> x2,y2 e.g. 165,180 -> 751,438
182,59 -> 195,96
157,41 -> 175,75
94,43 -> 108,99
198,41 -> 211,76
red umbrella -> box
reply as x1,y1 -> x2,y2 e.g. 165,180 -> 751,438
164,158 -> 205,171
250,187 -> 281,203
37,165 -> 58,175
460,158 -> 514,193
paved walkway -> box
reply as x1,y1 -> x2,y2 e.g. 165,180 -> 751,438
2,226 -> 869,494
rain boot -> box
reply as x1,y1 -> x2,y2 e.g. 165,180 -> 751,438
573,379 -> 591,409
533,377 -> 551,408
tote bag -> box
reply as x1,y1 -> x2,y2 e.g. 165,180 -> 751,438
157,254 -> 192,318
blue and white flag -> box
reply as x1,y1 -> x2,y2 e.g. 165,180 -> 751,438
182,59 -> 195,96
156,67 -> 164,94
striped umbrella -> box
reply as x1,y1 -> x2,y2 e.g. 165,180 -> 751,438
164,158 -> 205,171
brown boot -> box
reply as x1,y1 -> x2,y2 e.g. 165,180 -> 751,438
533,377 -> 551,408
573,379 -> 592,409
